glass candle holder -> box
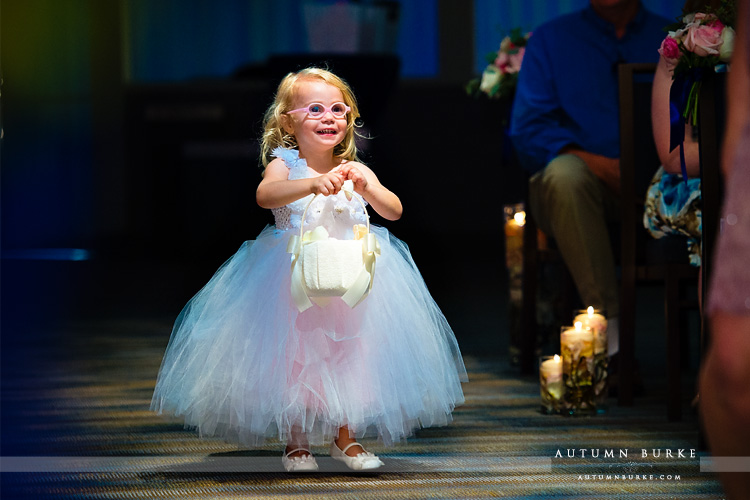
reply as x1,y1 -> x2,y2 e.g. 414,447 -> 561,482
504,203 -> 526,365
574,307 -> 609,411
560,323 -> 595,415
539,355 -> 563,414
503,203 -> 526,305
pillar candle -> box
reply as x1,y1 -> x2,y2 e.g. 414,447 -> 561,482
574,306 -> 607,355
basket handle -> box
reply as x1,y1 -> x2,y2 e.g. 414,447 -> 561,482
298,179 -> 369,240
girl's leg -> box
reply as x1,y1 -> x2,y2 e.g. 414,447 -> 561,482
334,426 -> 365,457
285,425 -> 312,458
331,425 -> 383,470
282,424 -> 318,472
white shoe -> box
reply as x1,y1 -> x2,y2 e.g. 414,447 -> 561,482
282,448 -> 319,472
330,441 -> 384,470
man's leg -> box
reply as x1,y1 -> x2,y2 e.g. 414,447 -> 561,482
529,154 -> 620,350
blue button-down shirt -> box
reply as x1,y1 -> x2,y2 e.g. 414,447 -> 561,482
509,4 -> 671,174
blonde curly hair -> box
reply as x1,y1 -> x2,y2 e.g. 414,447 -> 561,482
260,67 -> 362,170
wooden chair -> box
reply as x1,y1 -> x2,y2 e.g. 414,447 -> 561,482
519,204 -> 540,376
518,65 -> 703,421
618,63 -> 700,421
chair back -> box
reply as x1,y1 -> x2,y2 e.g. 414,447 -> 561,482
618,63 -> 659,264
617,63 -> 700,416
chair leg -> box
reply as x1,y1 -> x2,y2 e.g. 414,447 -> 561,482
618,264 -> 636,406
666,268 -> 682,421
520,210 -> 539,375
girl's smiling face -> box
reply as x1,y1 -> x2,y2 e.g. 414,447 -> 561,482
284,78 -> 349,155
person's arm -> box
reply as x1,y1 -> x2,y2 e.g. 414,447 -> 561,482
338,162 -> 402,221
509,32 -> 580,174
651,55 -> 701,176
559,146 -> 620,193
256,157 -> 344,209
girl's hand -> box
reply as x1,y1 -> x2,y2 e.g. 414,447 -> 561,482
339,164 -> 368,194
310,171 -> 345,196
331,161 -> 402,221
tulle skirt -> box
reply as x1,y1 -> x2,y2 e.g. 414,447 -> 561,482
151,225 -> 467,447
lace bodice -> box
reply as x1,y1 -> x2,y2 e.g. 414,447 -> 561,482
270,148 -> 368,237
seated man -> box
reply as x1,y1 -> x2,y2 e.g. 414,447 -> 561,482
509,0 -> 670,357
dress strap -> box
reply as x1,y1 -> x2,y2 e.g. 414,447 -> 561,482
272,147 -> 305,170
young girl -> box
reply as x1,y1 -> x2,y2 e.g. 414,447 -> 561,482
151,67 -> 467,472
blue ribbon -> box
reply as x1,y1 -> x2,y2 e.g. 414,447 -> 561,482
668,68 -> 702,184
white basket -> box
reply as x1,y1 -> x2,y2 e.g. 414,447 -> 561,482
287,181 -> 380,312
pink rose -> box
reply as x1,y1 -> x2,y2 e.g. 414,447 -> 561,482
683,24 -> 723,56
494,51 -> 512,73
508,48 -> 525,74
693,12 -> 717,23
494,51 -> 507,69
495,48 -> 525,74
707,19 -> 725,31
658,36 -> 680,60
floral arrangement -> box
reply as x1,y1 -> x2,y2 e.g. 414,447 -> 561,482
659,3 -> 736,126
658,1 -> 735,182
466,28 -> 531,100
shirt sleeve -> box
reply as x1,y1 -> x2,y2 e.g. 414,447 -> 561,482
509,31 -> 580,174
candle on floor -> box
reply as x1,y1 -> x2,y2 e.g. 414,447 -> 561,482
503,205 -> 525,303
540,354 -> 563,414
574,306 -> 607,355
574,307 -> 610,412
503,203 -> 526,365
560,322 -> 595,415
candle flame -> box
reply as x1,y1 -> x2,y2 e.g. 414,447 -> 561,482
554,354 -> 560,362
514,211 -> 526,227
587,306 -> 594,316
575,321 -> 582,331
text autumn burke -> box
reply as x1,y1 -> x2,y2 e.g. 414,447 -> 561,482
555,449 -> 697,459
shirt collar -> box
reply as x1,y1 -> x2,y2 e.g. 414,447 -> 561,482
582,2 -> 647,39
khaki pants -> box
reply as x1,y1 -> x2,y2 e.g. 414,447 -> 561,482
528,154 -> 620,318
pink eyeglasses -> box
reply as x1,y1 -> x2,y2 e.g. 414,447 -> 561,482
287,102 -> 351,119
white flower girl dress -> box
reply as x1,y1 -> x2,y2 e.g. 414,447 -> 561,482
152,147 -> 467,447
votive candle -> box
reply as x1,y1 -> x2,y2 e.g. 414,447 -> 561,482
540,354 -> 563,414
560,322 -> 595,414
574,306 -> 608,355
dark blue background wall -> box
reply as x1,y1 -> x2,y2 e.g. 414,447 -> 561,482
1,0 -> 686,334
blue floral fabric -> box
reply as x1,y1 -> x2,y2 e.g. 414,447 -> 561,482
643,166 -> 702,266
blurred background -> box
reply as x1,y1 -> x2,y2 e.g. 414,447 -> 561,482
1,0 -> 687,357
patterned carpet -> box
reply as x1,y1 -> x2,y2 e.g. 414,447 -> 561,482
1,316 -> 726,499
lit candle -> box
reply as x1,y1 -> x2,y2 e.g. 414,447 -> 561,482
574,307 -> 609,410
540,354 -> 563,413
504,205 -> 525,304
574,306 -> 608,355
560,322 -> 595,414
504,210 -> 526,236
541,354 -> 562,381
504,210 -> 525,248
560,322 -> 594,358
